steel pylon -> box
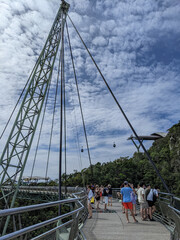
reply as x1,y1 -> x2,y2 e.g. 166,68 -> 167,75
0,1 -> 70,235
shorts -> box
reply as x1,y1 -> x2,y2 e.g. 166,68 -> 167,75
123,202 -> 133,210
104,196 -> 108,204
144,201 -> 149,208
96,197 -> 100,201
108,195 -> 112,197
147,200 -> 155,207
140,202 -> 148,209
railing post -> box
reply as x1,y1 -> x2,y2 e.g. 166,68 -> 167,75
68,212 -> 80,240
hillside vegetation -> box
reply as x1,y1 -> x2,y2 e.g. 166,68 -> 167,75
63,122 -> 180,196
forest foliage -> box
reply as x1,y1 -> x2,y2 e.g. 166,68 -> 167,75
62,122 -> 180,196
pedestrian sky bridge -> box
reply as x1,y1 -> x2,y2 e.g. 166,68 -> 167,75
0,188 -> 180,239
0,0 -> 180,239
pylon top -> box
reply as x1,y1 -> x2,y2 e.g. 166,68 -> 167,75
61,0 -> 70,13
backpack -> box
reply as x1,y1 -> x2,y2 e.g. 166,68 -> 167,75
153,190 -> 157,203
145,188 -> 150,201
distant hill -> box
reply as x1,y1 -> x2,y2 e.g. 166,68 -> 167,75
63,122 -> 180,196
147,122 -> 180,195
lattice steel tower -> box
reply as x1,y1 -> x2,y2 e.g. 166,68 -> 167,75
0,1 -> 70,234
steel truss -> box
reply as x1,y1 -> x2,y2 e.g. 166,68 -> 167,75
0,1 -> 70,235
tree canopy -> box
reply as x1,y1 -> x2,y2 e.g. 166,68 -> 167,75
62,122 -> 180,196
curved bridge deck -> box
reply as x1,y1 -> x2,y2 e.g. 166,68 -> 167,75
82,200 -> 170,240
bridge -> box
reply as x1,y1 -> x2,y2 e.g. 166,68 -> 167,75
83,201 -> 170,240
0,0 -> 180,239
0,187 -> 179,239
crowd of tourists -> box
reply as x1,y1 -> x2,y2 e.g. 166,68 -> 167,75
120,181 -> 158,223
87,181 -> 159,223
87,184 -> 112,219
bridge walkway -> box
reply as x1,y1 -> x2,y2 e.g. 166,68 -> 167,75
81,199 -> 170,240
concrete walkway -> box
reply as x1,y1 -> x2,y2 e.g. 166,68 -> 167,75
81,200 -> 170,240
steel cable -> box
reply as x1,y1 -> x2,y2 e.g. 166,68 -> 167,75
30,75 -> 53,179
45,53 -> 61,181
66,21 -> 94,181
68,14 -> 170,193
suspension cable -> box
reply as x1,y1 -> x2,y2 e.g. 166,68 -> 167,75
67,71 -> 86,187
45,53 -> 61,181
63,56 -> 67,195
30,75 -> 53,179
68,15 -> 170,193
66,21 -> 93,181
70,100 -> 86,188
59,11 -> 65,209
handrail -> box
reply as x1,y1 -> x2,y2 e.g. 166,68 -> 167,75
0,206 -> 84,240
3,185 -> 85,193
0,197 -> 81,217
159,192 -> 174,196
168,205 -> 180,215
173,196 -> 180,201
31,220 -> 73,240
0,191 -> 87,240
32,219 -> 73,240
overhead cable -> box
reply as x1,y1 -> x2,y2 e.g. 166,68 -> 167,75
68,14 -> 170,193
66,20 -> 93,181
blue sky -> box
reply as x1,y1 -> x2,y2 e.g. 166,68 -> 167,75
0,0 -> 180,179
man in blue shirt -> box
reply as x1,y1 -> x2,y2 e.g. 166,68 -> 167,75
121,181 -> 138,223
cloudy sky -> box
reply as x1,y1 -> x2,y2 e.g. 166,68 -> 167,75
0,0 -> 179,180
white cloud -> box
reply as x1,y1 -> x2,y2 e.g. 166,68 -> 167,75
0,0 -> 180,179
92,36 -> 108,46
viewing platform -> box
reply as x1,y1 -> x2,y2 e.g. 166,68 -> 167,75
82,200 -> 170,240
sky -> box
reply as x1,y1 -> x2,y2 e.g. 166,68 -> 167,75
0,0 -> 180,180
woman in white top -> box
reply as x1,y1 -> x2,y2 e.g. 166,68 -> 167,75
87,185 -> 94,219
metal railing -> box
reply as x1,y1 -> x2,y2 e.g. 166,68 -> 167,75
3,186 -> 85,194
3,186 -> 86,202
1,188 -> 179,240
0,191 -> 88,240
158,192 -> 180,240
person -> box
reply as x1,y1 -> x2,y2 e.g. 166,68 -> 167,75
103,185 -> 109,211
108,184 -> 113,206
121,181 -> 138,223
95,185 -> 101,209
120,183 -> 125,213
100,185 -> 104,204
117,191 -> 121,199
151,186 -> 158,218
90,183 -> 95,193
146,184 -> 157,221
143,185 -> 149,219
87,185 -> 94,219
137,182 -> 147,220
130,184 -> 137,216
